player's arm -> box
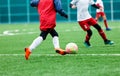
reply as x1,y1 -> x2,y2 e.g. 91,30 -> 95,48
92,4 -> 102,11
91,4 -> 100,9
70,0 -> 77,9
30,0 -> 39,7
90,0 -> 102,10
70,4 -> 76,9
54,0 -> 68,18
96,3 -> 103,12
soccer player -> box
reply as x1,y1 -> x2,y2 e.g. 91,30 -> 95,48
25,0 -> 68,60
95,0 -> 111,31
70,0 -> 114,47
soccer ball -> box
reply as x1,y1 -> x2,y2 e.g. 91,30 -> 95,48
65,43 -> 78,54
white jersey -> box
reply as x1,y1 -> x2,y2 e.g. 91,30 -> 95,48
96,0 -> 104,12
70,0 -> 95,21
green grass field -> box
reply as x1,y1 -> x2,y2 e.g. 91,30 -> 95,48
0,21 -> 120,76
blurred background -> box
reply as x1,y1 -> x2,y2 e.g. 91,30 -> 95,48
0,0 -> 120,24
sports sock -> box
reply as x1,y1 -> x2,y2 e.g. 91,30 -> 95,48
98,29 -> 107,41
104,20 -> 108,28
85,34 -> 90,42
53,36 -> 60,49
85,30 -> 92,42
29,36 -> 43,52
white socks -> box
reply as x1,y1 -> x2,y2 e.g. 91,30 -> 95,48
29,36 -> 60,52
53,36 -> 60,49
29,36 -> 43,52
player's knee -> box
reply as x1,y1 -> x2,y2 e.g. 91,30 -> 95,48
40,32 -> 48,40
50,30 -> 59,37
93,24 -> 102,31
87,29 -> 92,37
41,36 -> 47,40
40,34 -> 47,40
51,32 -> 58,37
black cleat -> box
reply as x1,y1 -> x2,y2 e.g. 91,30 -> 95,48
84,41 -> 91,47
104,40 -> 114,45
106,28 -> 111,31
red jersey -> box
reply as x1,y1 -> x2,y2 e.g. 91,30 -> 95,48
38,0 -> 56,31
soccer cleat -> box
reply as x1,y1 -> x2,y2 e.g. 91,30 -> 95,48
25,48 -> 31,60
55,48 -> 67,55
106,28 -> 111,31
104,40 -> 114,45
84,41 -> 91,47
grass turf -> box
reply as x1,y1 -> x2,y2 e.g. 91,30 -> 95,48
0,21 -> 120,76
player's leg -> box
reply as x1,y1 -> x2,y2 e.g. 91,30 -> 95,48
89,18 -> 106,41
102,13 -> 111,31
93,24 -> 114,45
50,29 -> 66,55
93,24 -> 107,40
89,18 -> 114,45
50,29 -> 60,49
84,29 -> 92,47
95,12 -> 100,21
78,21 -> 92,47
29,31 -> 48,51
25,31 -> 49,60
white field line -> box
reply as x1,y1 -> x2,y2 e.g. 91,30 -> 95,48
0,54 -> 120,56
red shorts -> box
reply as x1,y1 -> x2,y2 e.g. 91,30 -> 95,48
78,18 -> 97,31
96,12 -> 105,18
